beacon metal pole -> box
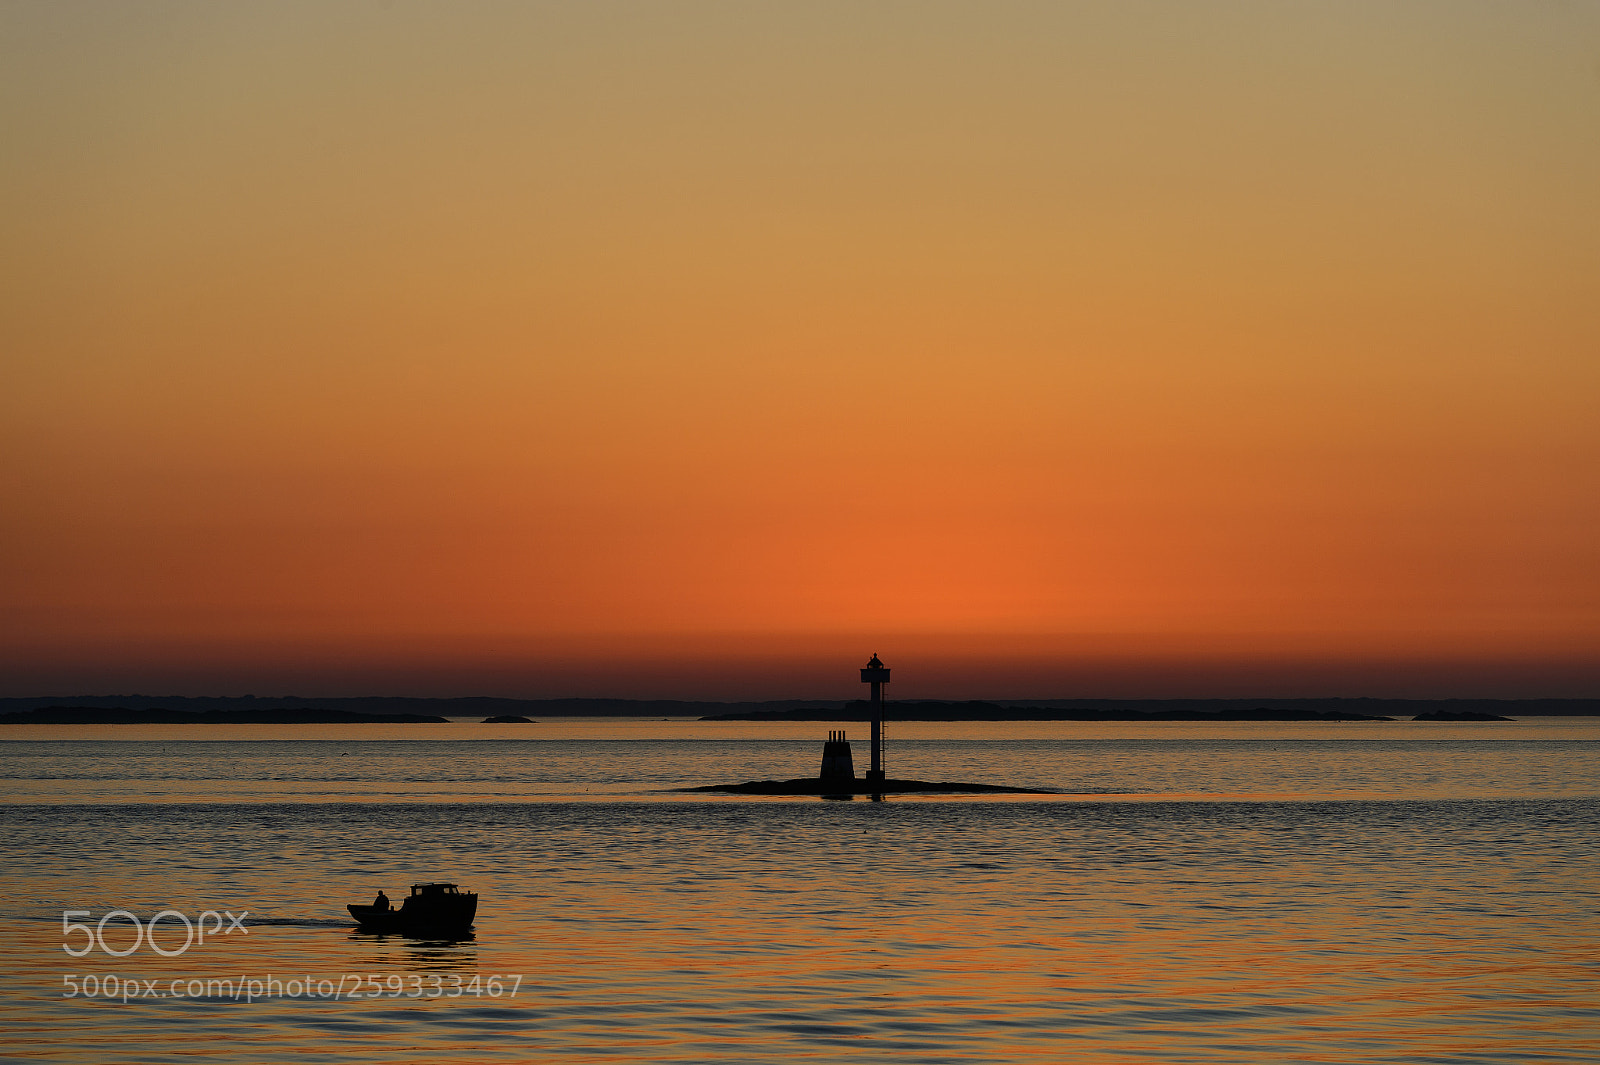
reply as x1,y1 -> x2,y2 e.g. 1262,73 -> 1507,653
859,654 -> 890,784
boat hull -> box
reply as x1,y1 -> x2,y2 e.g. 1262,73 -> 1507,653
348,893 -> 477,935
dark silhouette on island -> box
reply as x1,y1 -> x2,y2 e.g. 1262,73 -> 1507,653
482,715 -> 534,723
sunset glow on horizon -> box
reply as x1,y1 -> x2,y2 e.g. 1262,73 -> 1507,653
4,3 -> 1597,698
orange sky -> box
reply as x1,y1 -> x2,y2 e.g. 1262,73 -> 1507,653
2,3 -> 1596,697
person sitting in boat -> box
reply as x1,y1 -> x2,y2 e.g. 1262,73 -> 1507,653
373,890 -> 390,912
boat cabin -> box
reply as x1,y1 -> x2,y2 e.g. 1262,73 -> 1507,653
410,883 -> 461,896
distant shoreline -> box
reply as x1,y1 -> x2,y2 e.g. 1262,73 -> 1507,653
0,695 -> 1593,725
707,704 -> 1394,722
0,707 -> 453,725
700,701 -> 1539,722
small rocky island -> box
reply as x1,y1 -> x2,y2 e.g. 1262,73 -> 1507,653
691,658 -> 1051,797
682,778 -> 1051,795
482,715 -> 535,723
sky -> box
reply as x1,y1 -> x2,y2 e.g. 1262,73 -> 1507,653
2,2 -> 1597,699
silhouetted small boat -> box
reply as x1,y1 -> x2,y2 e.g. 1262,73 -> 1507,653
348,882 -> 478,935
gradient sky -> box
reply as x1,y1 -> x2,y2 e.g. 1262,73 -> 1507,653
3,2 -> 1597,698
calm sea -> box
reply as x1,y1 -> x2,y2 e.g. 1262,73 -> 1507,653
1,718 -> 1596,1063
